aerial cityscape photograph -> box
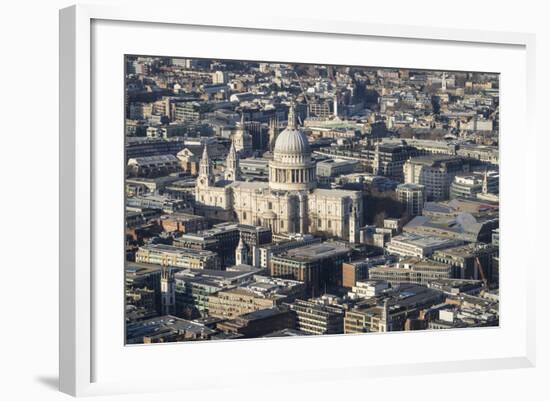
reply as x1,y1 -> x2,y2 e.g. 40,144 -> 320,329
124,56 -> 500,344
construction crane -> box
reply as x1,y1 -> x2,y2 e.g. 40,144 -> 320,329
474,256 -> 488,288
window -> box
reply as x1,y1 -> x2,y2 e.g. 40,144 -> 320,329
281,220 -> 284,229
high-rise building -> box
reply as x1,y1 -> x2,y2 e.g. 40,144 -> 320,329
403,156 -> 477,201
396,183 -> 425,216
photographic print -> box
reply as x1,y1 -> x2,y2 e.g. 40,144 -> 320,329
124,56 -> 499,344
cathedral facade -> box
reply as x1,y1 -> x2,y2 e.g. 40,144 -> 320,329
195,104 -> 363,242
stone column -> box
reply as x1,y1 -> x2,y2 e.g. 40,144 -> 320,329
298,193 -> 307,234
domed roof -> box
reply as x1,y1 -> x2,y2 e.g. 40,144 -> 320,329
273,103 -> 310,156
273,128 -> 310,155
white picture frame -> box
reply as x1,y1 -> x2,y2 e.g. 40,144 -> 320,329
59,3 -> 536,397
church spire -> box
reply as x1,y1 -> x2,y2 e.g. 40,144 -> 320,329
235,233 -> 248,265
229,139 -> 237,158
200,144 -> 210,170
160,267 -> 175,316
198,143 -> 213,184
225,140 -> 240,181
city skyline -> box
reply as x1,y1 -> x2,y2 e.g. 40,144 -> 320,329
125,55 -> 499,344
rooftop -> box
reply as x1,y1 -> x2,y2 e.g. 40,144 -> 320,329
126,315 -> 216,342
433,242 -> 498,258
407,155 -> 466,167
139,244 -> 216,257
389,232 -> 463,249
174,266 -> 261,282
277,241 -> 351,262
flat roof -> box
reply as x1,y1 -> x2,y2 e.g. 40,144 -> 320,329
433,242 -> 498,257
140,244 -> 216,257
390,233 -> 462,248
312,187 -> 361,198
174,266 -> 261,281
276,241 -> 350,262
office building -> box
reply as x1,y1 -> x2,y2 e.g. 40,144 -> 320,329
345,284 -> 445,333
158,213 -> 208,234
403,155 -> 478,201
216,307 -> 296,338
396,183 -> 425,216
270,241 -> 352,296
207,276 -> 305,319
368,258 -> 453,285
341,260 -> 370,288
432,243 -> 498,282
127,155 -> 180,177
289,299 -> 345,335
135,244 -> 221,270
385,232 -> 464,258
126,315 -> 216,344
404,199 -> 499,243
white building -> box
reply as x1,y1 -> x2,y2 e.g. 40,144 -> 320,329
212,70 -> 228,84
195,104 -> 363,242
403,156 -> 472,201
385,233 -> 463,258
349,280 -> 390,299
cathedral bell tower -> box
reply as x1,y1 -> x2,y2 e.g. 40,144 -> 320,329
197,144 -> 214,188
224,140 -> 240,181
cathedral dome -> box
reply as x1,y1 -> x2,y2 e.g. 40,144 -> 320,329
268,103 -> 316,192
272,103 -> 310,164
273,127 -> 310,156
